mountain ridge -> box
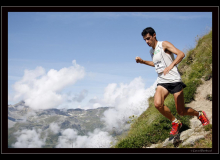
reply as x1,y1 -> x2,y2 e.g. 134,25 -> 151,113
8,101 -> 111,148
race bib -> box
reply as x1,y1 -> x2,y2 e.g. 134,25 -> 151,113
154,61 -> 165,73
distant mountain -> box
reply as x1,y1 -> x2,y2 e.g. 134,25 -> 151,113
8,101 -> 111,148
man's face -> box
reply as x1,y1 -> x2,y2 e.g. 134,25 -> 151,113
143,33 -> 156,47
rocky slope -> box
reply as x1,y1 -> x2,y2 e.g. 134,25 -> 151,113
146,78 -> 212,148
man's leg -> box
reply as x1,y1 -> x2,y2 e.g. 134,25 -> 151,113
154,86 -> 176,121
173,90 -> 199,117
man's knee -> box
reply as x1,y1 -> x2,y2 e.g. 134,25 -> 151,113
154,101 -> 163,109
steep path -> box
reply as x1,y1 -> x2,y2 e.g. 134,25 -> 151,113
147,78 -> 212,148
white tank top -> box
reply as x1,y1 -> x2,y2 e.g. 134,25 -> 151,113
150,41 -> 182,83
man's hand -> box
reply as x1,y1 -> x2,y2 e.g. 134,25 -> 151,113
163,64 -> 174,75
135,57 -> 142,63
135,57 -> 155,67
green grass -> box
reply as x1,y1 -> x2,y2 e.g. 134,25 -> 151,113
180,30 -> 212,103
114,30 -> 212,148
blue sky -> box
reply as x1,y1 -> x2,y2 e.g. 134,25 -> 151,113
8,12 -> 212,109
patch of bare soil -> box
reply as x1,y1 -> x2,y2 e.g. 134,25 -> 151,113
186,78 -> 212,125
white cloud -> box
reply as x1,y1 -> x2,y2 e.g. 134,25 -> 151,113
12,126 -> 113,148
56,128 -> 79,148
49,122 -> 60,134
12,60 -> 85,110
12,128 -> 46,148
91,77 -> 157,133
17,105 -> 24,110
11,76 -> 157,148
85,129 -> 114,148
92,103 -> 102,109
56,128 -> 114,148
10,59 -> 158,148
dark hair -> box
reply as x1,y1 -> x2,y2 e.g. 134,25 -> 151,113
141,27 -> 156,37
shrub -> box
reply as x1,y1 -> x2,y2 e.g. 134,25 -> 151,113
183,79 -> 202,103
206,94 -> 212,101
204,124 -> 212,131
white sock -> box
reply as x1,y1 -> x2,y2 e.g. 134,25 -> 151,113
198,111 -> 202,117
172,118 -> 178,123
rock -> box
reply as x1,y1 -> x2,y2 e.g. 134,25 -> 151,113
163,137 -> 174,147
180,129 -> 194,141
182,135 -> 205,147
190,118 -> 202,129
149,143 -> 160,148
163,134 -> 182,147
194,125 -> 204,132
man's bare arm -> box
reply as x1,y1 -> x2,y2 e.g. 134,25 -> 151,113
162,41 -> 185,67
162,41 -> 185,75
135,57 -> 155,67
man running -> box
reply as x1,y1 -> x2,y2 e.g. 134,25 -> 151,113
136,27 -> 209,136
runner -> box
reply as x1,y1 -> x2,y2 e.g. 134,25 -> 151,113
136,27 -> 209,136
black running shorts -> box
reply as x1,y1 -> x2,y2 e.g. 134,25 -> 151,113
157,82 -> 187,94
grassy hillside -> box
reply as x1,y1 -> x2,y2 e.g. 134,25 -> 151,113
114,30 -> 212,148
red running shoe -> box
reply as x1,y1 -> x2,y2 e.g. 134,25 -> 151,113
170,120 -> 182,136
198,111 -> 209,126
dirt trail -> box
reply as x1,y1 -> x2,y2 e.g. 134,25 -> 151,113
186,78 -> 212,125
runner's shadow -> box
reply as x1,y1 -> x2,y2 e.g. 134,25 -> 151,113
180,123 -> 190,132
169,124 -> 189,147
